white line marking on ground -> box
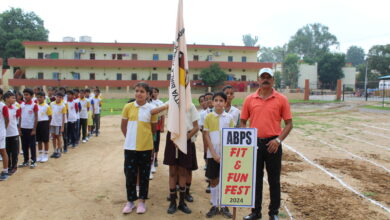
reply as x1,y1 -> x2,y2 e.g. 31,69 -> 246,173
283,143 -> 390,213
264,178 -> 294,220
336,133 -> 390,151
345,126 -> 390,140
361,123 -> 390,132
295,130 -> 390,173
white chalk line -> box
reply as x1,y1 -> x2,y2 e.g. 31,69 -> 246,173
360,123 -> 390,132
283,143 -> 390,213
336,133 -> 390,151
294,130 -> 390,173
263,177 -> 294,220
344,126 -> 390,140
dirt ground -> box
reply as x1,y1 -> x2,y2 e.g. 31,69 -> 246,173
0,102 -> 389,220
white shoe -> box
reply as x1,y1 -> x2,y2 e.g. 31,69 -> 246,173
149,172 -> 154,180
86,137 -> 89,141
37,154 -> 43,162
82,139 -> 87,143
41,154 -> 49,163
151,165 -> 156,173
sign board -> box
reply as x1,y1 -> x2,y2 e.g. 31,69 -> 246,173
219,128 -> 257,207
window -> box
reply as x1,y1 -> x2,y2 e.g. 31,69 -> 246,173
228,56 -> 233,62
152,73 -> 158,80
117,54 -> 123,60
167,74 -> 171,80
132,54 -> 138,60
112,54 -> 116,60
206,55 -> 213,61
168,54 -> 173,61
193,74 -> 199,80
50,52 -> 59,59
241,75 -> 247,81
74,52 -> 81,59
38,72 -> 44,79
153,54 -> 159,61
193,55 -> 199,61
72,72 -> 80,80
241,56 -> 247,62
117,73 -> 122,80
89,73 -> 95,80
38,53 -> 44,59
90,53 -> 95,60
53,72 -> 60,80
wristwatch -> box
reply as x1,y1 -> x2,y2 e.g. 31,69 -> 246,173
275,138 -> 282,144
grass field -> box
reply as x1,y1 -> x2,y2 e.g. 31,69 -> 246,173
361,104 -> 390,111
101,98 -> 342,116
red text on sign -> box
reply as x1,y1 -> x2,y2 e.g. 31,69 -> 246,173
230,147 -> 248,157
224,185 -> 251,195
227,173 -> 248,182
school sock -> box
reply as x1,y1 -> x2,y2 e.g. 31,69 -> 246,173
210,186 -> 218,206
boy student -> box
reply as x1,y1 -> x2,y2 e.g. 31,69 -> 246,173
0,89 -> 10,181
203,92 -> 234,218
66,90 -> 79,149
91,88 -> 102,137
78,90 -> 90,143
85,89 -> 94,138
222,85 -> 240,127
73,89 -> 81,145
4,91 -> 21,175
36,92 -> 52,163
151,87 -> 164,168
19,88 -> 39,168
47,87 -> 57,103
50,92 -> 66,158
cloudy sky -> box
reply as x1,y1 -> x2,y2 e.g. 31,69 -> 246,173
1,0 -> 389,53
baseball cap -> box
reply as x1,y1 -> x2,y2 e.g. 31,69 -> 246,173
258,68 -> 274,77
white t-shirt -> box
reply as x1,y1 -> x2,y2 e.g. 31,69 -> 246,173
20,101 -> 38,129
6,104 -> 20,137
186,103 -> 200,142
37,103 -> 52,122
0,103 -> 9,138
79,98 -> 90,119
226,105 -> 240,127
50,101 -> 66,126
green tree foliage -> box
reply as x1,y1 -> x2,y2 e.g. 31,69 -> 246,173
282,54 -> 300,88
258,45 -> 286,62
200,63 -> 227,89
0,8 -> 49,67
287,23 -> 339,62
355,63 -> 380,88
367,44 -> 390,75
346,46 -> 365,66
242,34 -> 258,47
318,53 -> 346,89
273,71 -> 282,89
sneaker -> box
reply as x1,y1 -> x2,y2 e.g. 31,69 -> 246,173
220,207 -> 233,218
41,154 -> 49,163
18,162 -> 29,168
136,202 -> 146,214
50,152 -> 57,158
151,165 -> 156,173
37,154 -> 43,162
53,152 -> 61,159
82,139 -> 87,143
86,137 -> 89,141
64,149 -> 68,153
8,168 -> 17,175
122,202 -> 136,214
30,162 -> 37,169
0,172 -> 9,181
149,172 -> 154,180
206,206 -> 219,218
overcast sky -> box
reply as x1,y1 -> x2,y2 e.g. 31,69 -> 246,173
1,0 -> 389,53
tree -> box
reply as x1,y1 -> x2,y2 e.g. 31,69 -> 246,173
200,63 -> 227,89
367,44 -> 390,75
355,63 -> 380,89
282,54 -> 300,88
273,71 -> 282,89
346,46 -> 365,66
258,45 -> 286,63
242,34 -> 258,47
318,53 -> 346,89
0,8 -> 49,67
287,23 -> 339,62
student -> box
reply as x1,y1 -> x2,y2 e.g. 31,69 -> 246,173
0,89 -> 10,181
60,88 -> 68,151
203,92 -> 234,218
222,85 -> 240,127
19,88 -> 39,169
73,89 -> 81,145
147,87 -> 157,179
91,89 -> 102,137
50,92 -> 66,158
47,87 -> 57,103
66,90 -> 78,149
4,91 -> 21,175
85,89 -> 93,138
36,92 -> 52,163
78,90 -> 90,143
121,82 -> 157,214
151,87 -> 164,168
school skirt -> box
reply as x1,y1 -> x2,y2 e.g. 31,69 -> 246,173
163,132 -> 198,170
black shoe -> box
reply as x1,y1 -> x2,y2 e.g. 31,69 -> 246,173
206,206 -> 219,218
184,192 -> 194,202
167,199 -> 177,214
54,152 -> 61,158
243,212 -> 261,220
50,153 -> 56,158
178,202 -> 191,214
220,207 -> 233,218
269,215 -> 279,220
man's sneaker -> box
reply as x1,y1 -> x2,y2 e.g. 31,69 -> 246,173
206,206 -> 219,218
122,202 -> 136,214
151,165 -> 156,173
41,154 -> 49,162
18,162 -> 29,168
149,172 -> 154,180
0,172 -> 9,181
220,207 -> 233,218
30,162 -> 37,169
82,139 -> 87,143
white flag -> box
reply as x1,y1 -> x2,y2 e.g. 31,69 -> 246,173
167,0 -> 192,154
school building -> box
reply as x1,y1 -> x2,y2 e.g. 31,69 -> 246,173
5,39 -> 272,92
